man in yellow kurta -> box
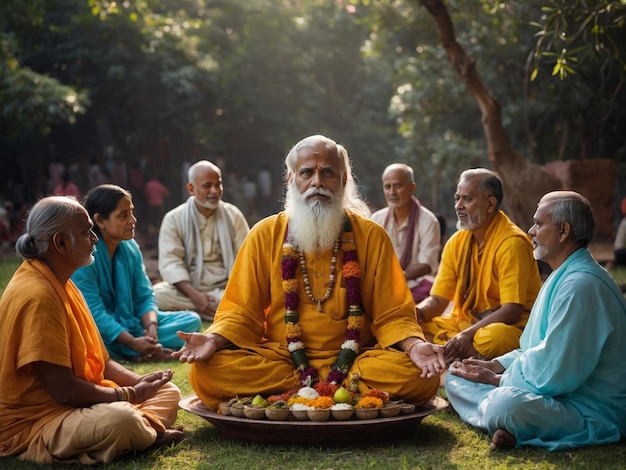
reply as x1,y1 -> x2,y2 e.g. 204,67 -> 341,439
0,197 -> 182,465
173,135 -> 446,411
416,169 -> 542,362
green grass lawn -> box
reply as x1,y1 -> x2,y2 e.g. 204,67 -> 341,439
1,259 -> 625,469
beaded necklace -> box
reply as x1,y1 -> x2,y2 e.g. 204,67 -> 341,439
283,216 -> 364,386
299,236 -> 340,312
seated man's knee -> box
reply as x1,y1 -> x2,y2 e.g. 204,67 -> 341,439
481,387 -> 528,431
473,323 -> 520,359
158,382 -> 182,402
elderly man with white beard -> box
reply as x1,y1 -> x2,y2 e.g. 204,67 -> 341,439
172,134 -> 446,411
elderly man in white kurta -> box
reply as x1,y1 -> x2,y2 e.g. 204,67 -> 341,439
371,163 -> 441,303
153,160 -> 249,321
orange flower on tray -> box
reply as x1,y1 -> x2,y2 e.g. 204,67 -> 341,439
365,389 -> 390,402
309,396 -> 335,409
355,396 -> 384,409
267,389 -> 298,404
314,382 -> 339,397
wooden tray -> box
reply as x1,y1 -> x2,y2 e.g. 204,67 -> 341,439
179,395 -> 448,444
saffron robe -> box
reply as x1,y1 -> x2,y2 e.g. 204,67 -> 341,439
426,211 -> 542,358
189,211 -> 440,410
72,238 -> 201,359
0,260 -> 179,463
445,248 -> 626,450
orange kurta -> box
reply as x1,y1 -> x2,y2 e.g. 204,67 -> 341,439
0,260 -> 115,456
190,211 -> 439,410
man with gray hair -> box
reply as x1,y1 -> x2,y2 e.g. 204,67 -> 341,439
446,191 -> 626,451
154,160 -> 250,321
171,135 -> 446,411
416,168 -> 542,363
371,163 -> 441,303
0,196 -> 182,464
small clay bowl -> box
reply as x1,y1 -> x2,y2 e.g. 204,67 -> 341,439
243,405 -> 266,420
331,408 -> 354,421
354,408 -> 379,420
229,403 -> 246,418
400,403 -> 416,415
379,403 -> 401,418
218,402 -> 231,416
265,407 -> 290,421
307,408 -> 331,422
290,408 -> 309,421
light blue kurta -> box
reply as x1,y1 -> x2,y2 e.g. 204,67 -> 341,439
72,239 -> 201,359
446,248 -> 626,450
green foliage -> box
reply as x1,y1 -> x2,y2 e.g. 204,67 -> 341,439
1,0 -> 625,217
530,0 -> 626,80
0,1 -> 90,139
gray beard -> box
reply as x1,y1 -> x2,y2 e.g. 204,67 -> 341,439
285,184 -> 345,253
456,213 -> 480,231
533,245 -> 549,260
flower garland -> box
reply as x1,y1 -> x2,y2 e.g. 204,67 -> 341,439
283,216 -> 364,386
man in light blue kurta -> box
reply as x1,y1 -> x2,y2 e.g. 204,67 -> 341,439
72,238 -> 201,360
446,191 -> 626,451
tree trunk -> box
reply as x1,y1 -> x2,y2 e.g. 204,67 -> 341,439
417,0 -> 562,229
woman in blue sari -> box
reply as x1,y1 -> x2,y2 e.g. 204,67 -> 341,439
73,184 -> 201,362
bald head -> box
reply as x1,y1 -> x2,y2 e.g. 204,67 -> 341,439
188,160 -> 222,185
382,163 -> 414,183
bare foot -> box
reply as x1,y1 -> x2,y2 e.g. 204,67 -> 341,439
152,428 -> 184,448
490,428 -> 516,451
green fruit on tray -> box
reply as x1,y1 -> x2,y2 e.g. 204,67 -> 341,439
251,394 -> 270,408
333,386 -> 353,404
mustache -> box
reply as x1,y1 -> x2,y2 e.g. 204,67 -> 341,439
302,187 -> 333,198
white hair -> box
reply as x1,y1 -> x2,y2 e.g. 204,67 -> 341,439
283,135 -> 370,219
188,160 -> 222,184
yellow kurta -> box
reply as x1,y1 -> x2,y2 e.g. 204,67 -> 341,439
426,211 -> 542,358
190,211 -> 439,410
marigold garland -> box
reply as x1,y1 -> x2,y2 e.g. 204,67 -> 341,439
283,216 -> 363,387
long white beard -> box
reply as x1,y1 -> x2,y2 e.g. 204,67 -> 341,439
285,182 -> 345,253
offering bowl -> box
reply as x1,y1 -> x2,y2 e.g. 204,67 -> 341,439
265,407 -> 291,421
290,408 -> 309,421
218,402 -> 231,416
229,403 -> 246,418
379,403 -> 401,418
243,405 -> 266,420
400,403 -> 416,415
307,408 -> 331,422
331,408 -> 354,421
354,407 -> 379,420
